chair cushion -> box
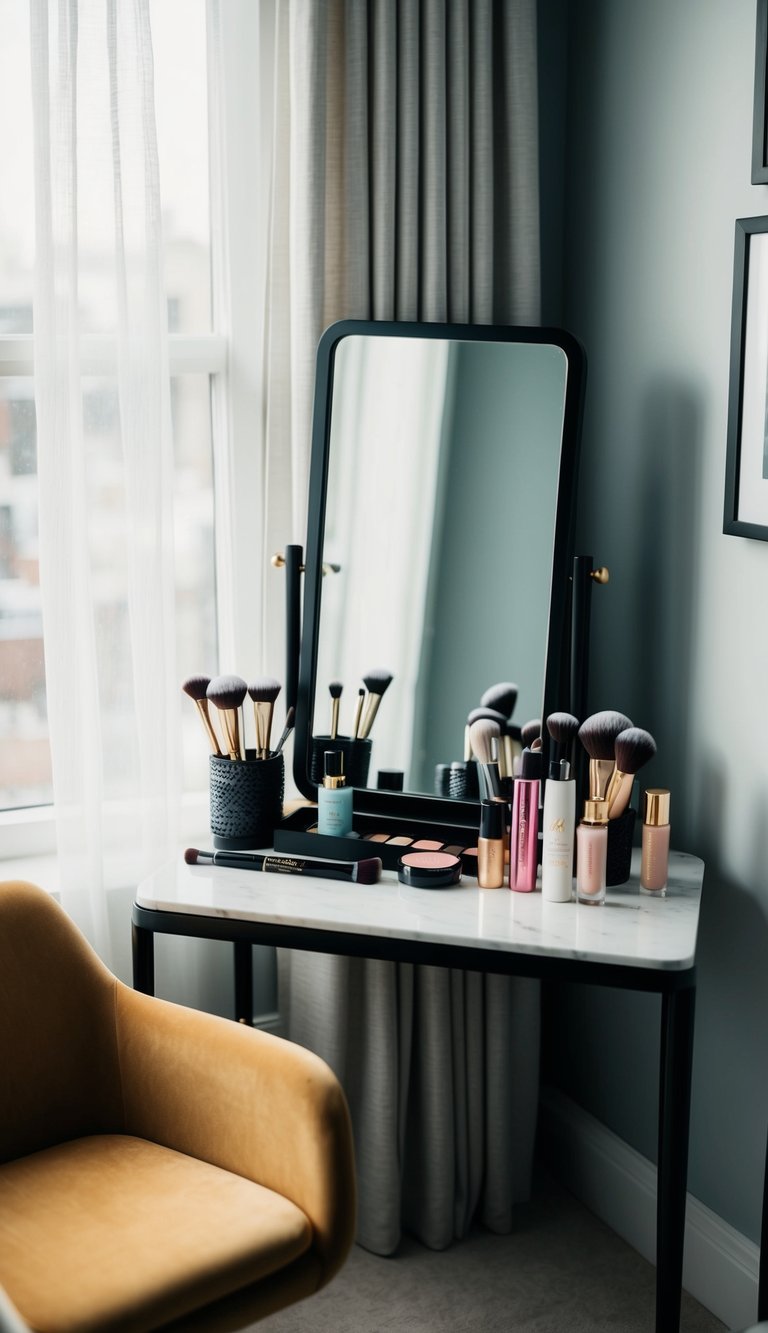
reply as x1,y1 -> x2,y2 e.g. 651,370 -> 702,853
0,1134 -> 313,1333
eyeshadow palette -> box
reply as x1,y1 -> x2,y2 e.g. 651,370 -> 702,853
275,803 -> 481,875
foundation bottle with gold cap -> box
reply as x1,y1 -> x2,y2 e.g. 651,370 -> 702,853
318,750 -> 353,836
640,788 -> 670,895
576,799 -> 609,905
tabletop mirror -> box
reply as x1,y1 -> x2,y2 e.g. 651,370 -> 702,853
291,320 -> 586,813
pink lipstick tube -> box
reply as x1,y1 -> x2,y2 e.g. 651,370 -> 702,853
510,764 -> 540,892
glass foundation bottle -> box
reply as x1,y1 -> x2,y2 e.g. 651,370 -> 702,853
317,750 -> 353,836
640,788 -> 671,895
576,799 -> 609,905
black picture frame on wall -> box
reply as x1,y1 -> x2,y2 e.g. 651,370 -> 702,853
724,216 -> 768,540
753,0 -> 768,183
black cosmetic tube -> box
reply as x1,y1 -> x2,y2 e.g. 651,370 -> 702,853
186,847 -> 381,884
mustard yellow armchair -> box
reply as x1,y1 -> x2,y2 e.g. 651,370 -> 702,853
0,881 -> 356,1333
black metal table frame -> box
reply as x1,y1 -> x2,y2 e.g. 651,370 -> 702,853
131,903 -> 696,1333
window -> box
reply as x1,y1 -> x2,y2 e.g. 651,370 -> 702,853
0,0 -> 224,817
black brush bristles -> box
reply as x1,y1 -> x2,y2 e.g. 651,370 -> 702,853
359,669 -> 394,740
480,681 -> 519,720
577,710 -> 633,760
578,709 -> 634,802
467,705 -> 508,729
521,718 -> 541,749
546,712 -> 580,746
355,857 -> 383,885
247,676 -> 282,758
614,727 -> 656,774
329,680 -> 343,739
182,674 -> 211,701
206,674 -> 248,760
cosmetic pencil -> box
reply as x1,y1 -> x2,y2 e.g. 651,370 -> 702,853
185,847 -> 382,884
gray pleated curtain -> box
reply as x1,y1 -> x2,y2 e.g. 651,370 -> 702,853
268,0 -> 541,1255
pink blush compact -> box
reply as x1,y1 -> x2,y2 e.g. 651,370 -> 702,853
397,851 -> 462,889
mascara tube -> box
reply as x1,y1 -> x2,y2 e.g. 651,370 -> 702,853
185,847 -> 382,884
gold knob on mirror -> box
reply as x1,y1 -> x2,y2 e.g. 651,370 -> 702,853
271,551 -> 341,577
590,566 -> 610,585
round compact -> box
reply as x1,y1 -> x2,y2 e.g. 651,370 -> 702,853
397,851 -> 462,889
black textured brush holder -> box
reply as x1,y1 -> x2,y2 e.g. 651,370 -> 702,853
606,806 -> 637,886
448,760 -> 480,800
434,764 -> 452,797
209,751 -> 285,850
310,735 -> 372,788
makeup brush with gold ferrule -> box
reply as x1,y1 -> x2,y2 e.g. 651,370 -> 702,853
351,687 -> 365,740
577,710 -> 634,801
329,681 -> 343,740
206,675 -> 248,760
247,677 -> 282,758
604,727 -> 657,819
181,675 -> 223,756
359,669 -> 393,740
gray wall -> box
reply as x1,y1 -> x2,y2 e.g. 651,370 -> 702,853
550,0 -> 768,1243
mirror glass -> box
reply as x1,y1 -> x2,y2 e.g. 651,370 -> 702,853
310,331 -> 571,796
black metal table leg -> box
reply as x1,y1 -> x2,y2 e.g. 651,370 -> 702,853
132,920 -> 155,995
234,940 -> 253,1024
656,984 -> 696,1333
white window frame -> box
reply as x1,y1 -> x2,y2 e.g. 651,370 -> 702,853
0,0 -> 271,862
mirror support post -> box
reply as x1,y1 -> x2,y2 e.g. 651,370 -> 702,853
284,545 -> 303,715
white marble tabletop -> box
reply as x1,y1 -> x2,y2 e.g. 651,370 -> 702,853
136,848 -> 703,972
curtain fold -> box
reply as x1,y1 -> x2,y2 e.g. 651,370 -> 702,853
268,0 -> 541,1253
30,0 -> 177,963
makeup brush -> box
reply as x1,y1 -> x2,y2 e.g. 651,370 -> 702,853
181,675 -> 222,756
273,706 -> 295,756
578,710 -> 634,801
359,669 -> 393,740
480,681 -> 519,720
521,719 -> 541,750
546,712 -> 580,767
206,675 -> 248,760
328,681 -> 343,740
247,677 -> 282,758
604,727 -> 657,819
467,708 -> 509,777
468,717 -> 503,800
352,687 -> 365,740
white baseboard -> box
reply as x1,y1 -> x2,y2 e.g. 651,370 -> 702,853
539,1086 -> 759,1331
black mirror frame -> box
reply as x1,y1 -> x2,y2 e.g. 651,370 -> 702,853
293,319 -> 586,807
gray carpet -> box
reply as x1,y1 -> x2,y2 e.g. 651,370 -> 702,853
259,1173 -> 726,1332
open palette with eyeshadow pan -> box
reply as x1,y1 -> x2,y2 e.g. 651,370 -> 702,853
274,790 -> 484,874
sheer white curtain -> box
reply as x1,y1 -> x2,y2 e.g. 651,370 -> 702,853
268,0 -> 542,1255
30,0 -> 178,963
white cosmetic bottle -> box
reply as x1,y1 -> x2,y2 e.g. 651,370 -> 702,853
541,758 -> 575,902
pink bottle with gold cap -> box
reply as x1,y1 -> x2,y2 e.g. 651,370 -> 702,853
640,789 -> 670,895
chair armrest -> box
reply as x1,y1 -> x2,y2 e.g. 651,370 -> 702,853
114,983 -> 356,1285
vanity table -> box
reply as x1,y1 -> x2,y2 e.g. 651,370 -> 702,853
132,848 -> 702,1333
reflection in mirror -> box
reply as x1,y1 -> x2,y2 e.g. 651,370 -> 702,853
313,334 -> 568,796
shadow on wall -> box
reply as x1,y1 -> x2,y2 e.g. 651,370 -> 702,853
631,377 -> 703,794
